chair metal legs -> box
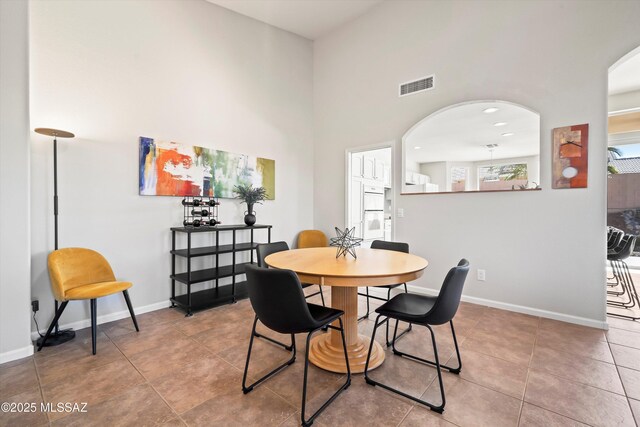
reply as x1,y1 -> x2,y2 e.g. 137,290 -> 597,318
123,290 -> 140,332
300,318 -> 351,427
38,291 -> 140,355
243,316 -> 296,394
90,299 -> 97,355
242,316 -> 351,427
358,284 -> 412,346
37,301 -> 70,351
607,258 -> 640,320
364,315 -> 462,413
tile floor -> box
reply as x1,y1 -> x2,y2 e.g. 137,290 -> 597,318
1,285 -> 640,427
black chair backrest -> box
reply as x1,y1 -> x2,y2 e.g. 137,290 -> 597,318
610,235 -> 636,260
245,264 -> 319,334
608,229 -> 624,251
371,240 -> 409,253
256,241 -> 290,268
424,259 -> 470,325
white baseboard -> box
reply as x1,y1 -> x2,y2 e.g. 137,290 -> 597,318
363,285 -> 608,330
0,345 -> 34,365
30,299 -> 172,341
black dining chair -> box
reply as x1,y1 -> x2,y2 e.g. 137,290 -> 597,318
242,264 -> 351,427
358,240 -> 412,346
364,259 -> 469,413
254,242 -> 327,351
257,241 -> 325,306
607,235 -> 638,320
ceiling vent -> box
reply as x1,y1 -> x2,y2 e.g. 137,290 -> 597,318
399,75 -> 434,97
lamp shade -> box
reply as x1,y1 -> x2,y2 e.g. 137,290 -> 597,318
34,128 -> 75,138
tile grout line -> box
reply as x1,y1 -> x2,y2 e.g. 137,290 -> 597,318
605,326 -> 640,427
30,354 -> 52,427
517,315 -> 541,426
104,314 -> 193,426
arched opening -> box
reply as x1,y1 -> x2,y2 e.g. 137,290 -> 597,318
606,46 -> 640,321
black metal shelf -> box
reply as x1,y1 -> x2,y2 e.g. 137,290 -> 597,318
170,224 -> 272,233
171,242 -> 257,258
171,223 -> 272,316
171,262 -> 253,285
171,282 -> 249,313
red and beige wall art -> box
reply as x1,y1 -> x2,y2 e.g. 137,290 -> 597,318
139,137 -> 275,199
552,123 -> 589,189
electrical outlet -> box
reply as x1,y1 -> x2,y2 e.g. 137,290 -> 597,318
397,208 -> 404,218
32,300 -> 39,312
477,269 -> 486,281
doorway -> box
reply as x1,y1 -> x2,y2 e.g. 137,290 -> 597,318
346,146 -> 393,244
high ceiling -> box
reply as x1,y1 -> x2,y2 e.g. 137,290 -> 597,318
405,101 -> 540,164
609,50 -> 640,95
205,0 -> 383,40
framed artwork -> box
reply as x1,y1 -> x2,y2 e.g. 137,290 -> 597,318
552,123 -> 589,189
139,137 -> 275,199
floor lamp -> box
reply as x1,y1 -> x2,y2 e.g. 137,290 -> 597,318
34,127 -> 76,347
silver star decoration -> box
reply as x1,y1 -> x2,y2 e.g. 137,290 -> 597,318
329,227 -> 363,259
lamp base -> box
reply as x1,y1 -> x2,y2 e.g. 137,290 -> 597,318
36,329 -> 76,347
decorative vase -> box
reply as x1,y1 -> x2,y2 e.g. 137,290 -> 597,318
244,203 -> 256,226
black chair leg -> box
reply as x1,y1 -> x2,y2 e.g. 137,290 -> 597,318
37,301 -> 70,351
243,316 -> 296,394
122,290 -> 139,332
391,319 -> 461,374
365,315 -> 447,413
358,287 -> 371,322
319,286 -> 325,307
385,284 -> 412,347
301,318 -> 351,427
90,299 -> 97,355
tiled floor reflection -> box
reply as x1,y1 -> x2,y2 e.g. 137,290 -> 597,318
2,284 -> 640,426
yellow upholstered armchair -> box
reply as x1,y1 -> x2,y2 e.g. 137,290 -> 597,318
38,248 -> 139,354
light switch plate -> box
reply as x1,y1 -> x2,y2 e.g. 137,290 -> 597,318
397,208 -> 404,218
477,269 -> 486,281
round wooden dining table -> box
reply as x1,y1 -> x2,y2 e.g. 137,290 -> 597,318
265,246 -> 428,374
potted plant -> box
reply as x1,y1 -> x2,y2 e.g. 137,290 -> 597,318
234,184 -> 267,226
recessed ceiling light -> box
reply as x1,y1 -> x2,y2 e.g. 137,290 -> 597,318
483,107 -> 499,113
493,122 -> 507,127
502,132 -> 514,137
414,146 -> 421,149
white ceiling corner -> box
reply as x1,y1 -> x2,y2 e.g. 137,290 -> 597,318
204,0 -> 383,40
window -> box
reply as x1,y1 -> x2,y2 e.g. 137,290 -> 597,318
478,163 -> 528,191
450,167 -> 468,192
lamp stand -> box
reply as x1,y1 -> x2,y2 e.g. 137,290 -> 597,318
34,128 -> 76,347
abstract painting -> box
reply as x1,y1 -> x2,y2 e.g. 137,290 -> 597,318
139,137 -> 275,199
552,124 -> 589,189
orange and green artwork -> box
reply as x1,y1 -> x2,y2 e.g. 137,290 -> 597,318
139,137 -> 275,199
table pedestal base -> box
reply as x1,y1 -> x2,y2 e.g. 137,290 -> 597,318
309,332 -> 384,374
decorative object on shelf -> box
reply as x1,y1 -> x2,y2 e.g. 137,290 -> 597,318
182,197 -> 220,228
139,137 -> 275,199
234,184 -> 267,226
330,227 -> 363,259
33,127 -> 77,347
552,124 -> 589,189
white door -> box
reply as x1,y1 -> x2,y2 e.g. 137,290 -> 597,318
363,156 -> 375,180
374,159 -> 384,183
350,179 -> 364,238
351,153 -> 363,178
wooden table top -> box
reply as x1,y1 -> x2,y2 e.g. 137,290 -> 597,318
265,247 -> 428,287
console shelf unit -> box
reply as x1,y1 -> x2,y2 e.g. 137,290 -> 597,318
170,224 -> 272,316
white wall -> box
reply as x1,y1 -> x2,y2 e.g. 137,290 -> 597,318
314,0 -> 640,326
0,0 -> 33,362
29,0 -> 314,332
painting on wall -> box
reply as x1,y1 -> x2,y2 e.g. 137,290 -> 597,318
552,123 -> 589,189
139,137 -> 275,199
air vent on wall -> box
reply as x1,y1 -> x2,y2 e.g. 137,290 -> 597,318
399,75 -> 434,97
